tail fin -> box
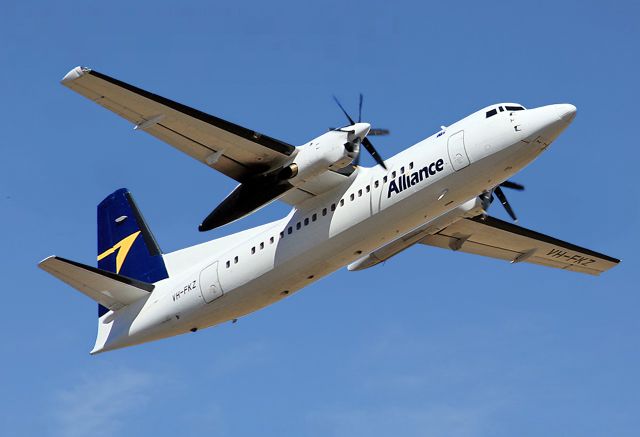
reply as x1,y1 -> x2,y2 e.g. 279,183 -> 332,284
97,189 -> 168,315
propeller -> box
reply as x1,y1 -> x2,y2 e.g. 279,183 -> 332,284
483,180 -> 525,222
333,94 -> 388,170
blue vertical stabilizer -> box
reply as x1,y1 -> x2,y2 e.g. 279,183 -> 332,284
97,188 -> 168,316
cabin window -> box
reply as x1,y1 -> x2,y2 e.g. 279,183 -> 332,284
392,171 -> 396,178
312,213 -> 317,222
358,189 -> 362,197
383,176 -> 388,183
486,108 -> 497,118
366,185 -> 370,193
331,203 -> 336,211
401,166 -> 405,174
234,256 -> 238,264
323,208 -> 328,216
260,242 -> 264,250
296,222 -> 301,230
288,226 -> 293,234
409,162 -> 414,170
251,247 -> 256,254
350,193 -> 355,201
280,231 -> 284,238
304,218 -> 309,226
340,199 -> 344,206
226,260 -> 230,268
374,180 -> 379,188
271,236 -> 275,244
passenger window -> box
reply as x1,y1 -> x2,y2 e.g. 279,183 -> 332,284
392,171 -> 396,178
280,231 -> 284,238
296,222 -> 301,230
409,162 -> 414,170
331,203 -> 337,211
401,166 -> 405,174
350,193 -> 355,201
340,199 -> 344,206
312,213 -> 317,221
358,189 -> 362,197
226,260 -> 230,268
234,256 -> 238,264
260,242 -> 264,250
323,208 -> 327,216
304,218 -> 309,226
486,108 -> 497,118
366,185 -> 370,193
251,247 -> 256,254
288,227 -> 293,234
383,176 -> 388,183
374,180 -> 379,188
271,236 -> 275,244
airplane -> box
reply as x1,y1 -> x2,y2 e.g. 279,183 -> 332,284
39,66 -> 620,354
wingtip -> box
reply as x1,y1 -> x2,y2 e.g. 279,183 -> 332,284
61,66 -> 90,84
38,255 -> 57,267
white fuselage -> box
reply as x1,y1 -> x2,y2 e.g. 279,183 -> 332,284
93,103 -> 576,353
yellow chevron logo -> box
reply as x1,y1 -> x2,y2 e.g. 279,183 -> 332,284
97,231 -> 141,274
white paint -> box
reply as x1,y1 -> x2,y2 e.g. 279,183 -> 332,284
87,102 -> 578,353
41,90 -> 586,353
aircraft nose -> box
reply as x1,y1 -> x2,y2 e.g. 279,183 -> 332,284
555,103 -> 577,124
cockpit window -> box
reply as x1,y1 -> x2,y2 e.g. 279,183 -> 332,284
486,108 -> 498,118
505,105 -> 525,111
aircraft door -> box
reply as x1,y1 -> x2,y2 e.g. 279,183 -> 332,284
447,131 -> 470,171
199,261 -> 223,303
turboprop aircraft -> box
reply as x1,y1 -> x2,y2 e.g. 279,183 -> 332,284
39,66 -> 620,354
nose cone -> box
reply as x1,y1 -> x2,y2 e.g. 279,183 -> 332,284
555,103 -> 577,124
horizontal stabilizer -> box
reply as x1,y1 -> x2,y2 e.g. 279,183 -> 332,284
38,256 -> 154,311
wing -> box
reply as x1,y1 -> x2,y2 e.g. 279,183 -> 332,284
61,66 -> 295,183
420,215 -> 619,275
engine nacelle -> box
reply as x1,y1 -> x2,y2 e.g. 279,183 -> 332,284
199,124 -> 370,231
282,137 -> 353,185
280,123 -> 370,185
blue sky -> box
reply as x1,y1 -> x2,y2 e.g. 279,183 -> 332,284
1,1 -> 638,436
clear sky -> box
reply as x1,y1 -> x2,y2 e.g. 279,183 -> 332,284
1,1 -> 638,436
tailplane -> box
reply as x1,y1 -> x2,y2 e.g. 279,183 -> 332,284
39,188 -> 169,353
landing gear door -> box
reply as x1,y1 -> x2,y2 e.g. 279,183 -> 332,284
447,131 -> 470,171
200,261 -> 223,303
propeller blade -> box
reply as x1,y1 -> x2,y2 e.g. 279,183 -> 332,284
333,96 -> 355,125
332,95 -> 387,169
362,137 -> 387,170
493,186 -> 518,222
329,127 -> 389,135
500,180 -> 525,191
368,128 -> 390,136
